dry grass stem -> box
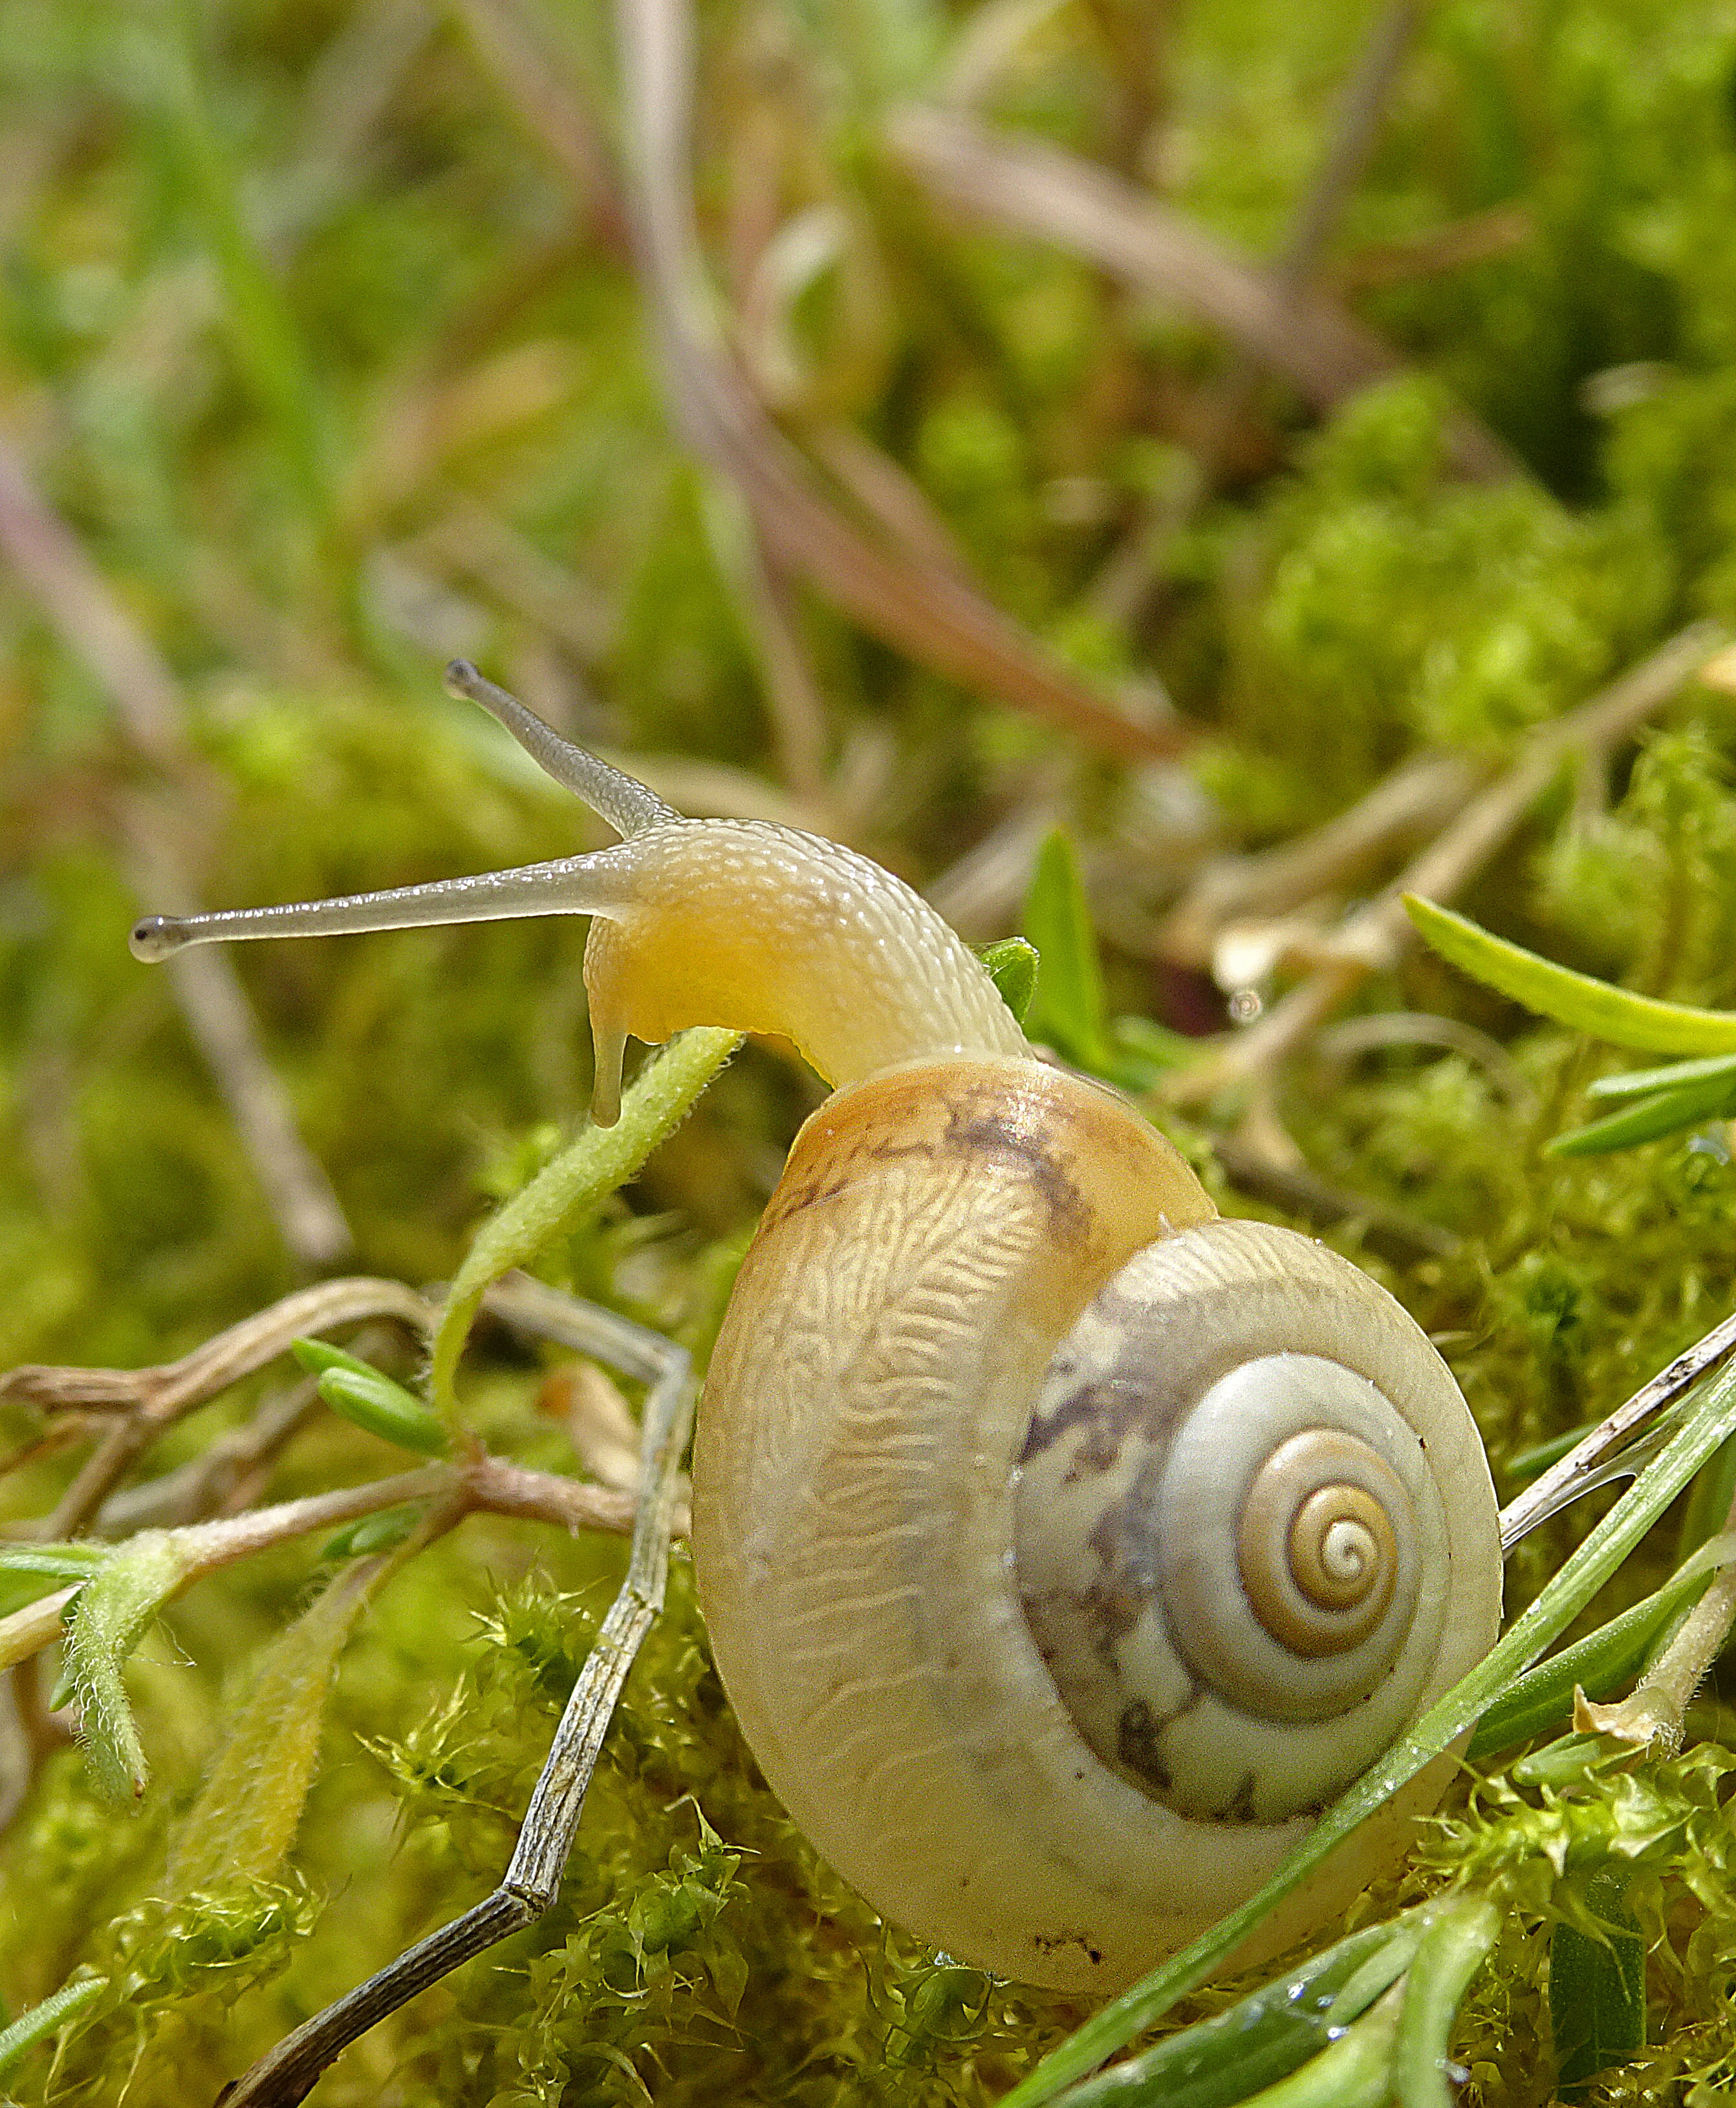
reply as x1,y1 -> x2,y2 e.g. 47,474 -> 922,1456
0,1279 -> 435,1421
1576,1501 -> 1736,1750
447,0 -> 631,259
808,424 -> 981,591
885,103 -> 1515,485
0,433 -> 353,1267
92,1379 -> 324,1535
1161,750 -> 1482,969
1169,620 -> 1728,1103
1272,1 -> 1426,291
1332,202 -> 1534,294
3,1279 -> 435,1543
605,0 -> 1180,761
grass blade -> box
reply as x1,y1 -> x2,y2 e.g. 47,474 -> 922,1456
1403,896 -> 1736,1054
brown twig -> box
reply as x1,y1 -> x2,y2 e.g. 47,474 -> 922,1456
1332,203 -> 1534,294
1,1278 -> 435,1421
0,432 -> 353,1268
92,1380 -> 324,1535
1208,1132 -> 1459,1265
3,1279 -> 435,1543
884,102 -> 1515,485
446,0 -> 631,259
601,0 -> 1180,761
1167,622 -> 1728,1105
1273,2 -> 1427,293
1160,750 -> 1482,970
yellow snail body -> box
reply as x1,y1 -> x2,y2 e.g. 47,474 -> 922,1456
133,664 -> 1503,1994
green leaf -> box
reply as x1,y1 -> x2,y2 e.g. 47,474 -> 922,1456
1021,830 -> 1111,1070
319,1505 -> 426,1561
978,937 -> 1040,1024
1586,1050 -> 1736,1099
1549,1868 -> 1645,2100
291,1338 -> 446,1455
1466,1543 -> 1722,1758
0,1542 -> 112,1619
1054,1917 -> 1420,2108
1393,1898 -> 1501,2108
1402,895 -> 1736,1053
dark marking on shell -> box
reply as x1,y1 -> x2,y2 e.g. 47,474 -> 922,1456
942,1103 -> 1091,1243
1116,1701 -> 1172,1793
1032,1931 -> 1107,1966
1221,1773 -> 1260,1824
1020,1376 -> 1144,1468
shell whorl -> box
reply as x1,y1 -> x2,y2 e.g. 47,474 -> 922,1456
1015,1219 -> 1495,1825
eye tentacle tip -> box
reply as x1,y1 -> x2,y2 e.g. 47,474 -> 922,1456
129,915 -> 185,963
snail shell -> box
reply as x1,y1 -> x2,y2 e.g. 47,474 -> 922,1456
695,1058 -> 1501,1993
131,669 -> 1503,1995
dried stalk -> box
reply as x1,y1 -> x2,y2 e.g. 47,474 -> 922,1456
1275,3 -> 1429,292
885,103 -> 1515,485
1165,622 -> 1728,1104
446,0 -> 631,259
603,0 -> 1179,761
1160,750 -> 1482,970
1332,202 -> 1533,294
0,433 -> 353,1268
1574,1513 -> 1736,1751
1,1279 -> 433,1423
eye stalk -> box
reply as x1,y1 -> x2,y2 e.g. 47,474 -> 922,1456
128,664 -> 1029,1123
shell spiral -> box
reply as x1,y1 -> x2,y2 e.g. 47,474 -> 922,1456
1015,1222 -> 1486,1831
693,1056 -> 1501,1994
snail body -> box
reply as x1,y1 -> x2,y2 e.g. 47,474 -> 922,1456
133,664 -> 1503,1994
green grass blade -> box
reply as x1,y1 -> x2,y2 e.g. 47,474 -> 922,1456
1391,1898 -> 1500,2108
1546,1070 -> 1736,1156
1402,896 -> 1736,1054
1054,1919 -> 1416,2108
1466,1534 -> 1733,1757
1586,1050 -> 1736,1099
1022,831 -> 1111,1070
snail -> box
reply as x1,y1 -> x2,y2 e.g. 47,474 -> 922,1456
132,664 -> 1502,1995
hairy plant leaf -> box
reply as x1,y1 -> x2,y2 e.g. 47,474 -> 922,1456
167,1565 -> 374,1895
61,1530 -> 199,1801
